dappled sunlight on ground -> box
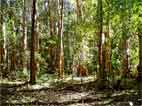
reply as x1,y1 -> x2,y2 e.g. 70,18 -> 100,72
0,79 -> 26,85
1,76 -> 142,106
59,92 -> 89,102
67,103 -> 92,106
63,75 -> 96,83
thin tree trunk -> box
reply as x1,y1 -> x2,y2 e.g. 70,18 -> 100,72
56,0 -> 64,79
0,7 -> 5,77
48,0 -> 57,73
0,13 -> 4,64
97,0 -> 104,80
137,32 -> 142,80
137,30 -> 142,98
121,1 -> 131,78
35,3 -> 39,52
76,0 -> 82,20
121,38 -> 129,77
76,0 -> 86,64
10,21 -> 17,78
3,22 -> 9,76
104,28 -> 112,77
49,0 -> 55,36
104,0 -> 112,80
139,34 -> 142,74
121,13 -> 130,78
30,0 -> 37,84
20,0 -> 27,71
10,50 -> 16,71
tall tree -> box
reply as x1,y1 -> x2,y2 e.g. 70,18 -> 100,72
76,0 -> 82,20
8,10 -> 17,78
75,0 -> 87,64
48,0 -> 55,36
20,0 -> 27,71
137,24 -> 142,97
138,33 -> 142,80
97,0 -> 105,82
48,0 -> 57,73
56,0 -> 64,79
120,0 -> 130,78
103,0 -> 112,80
0,1 -> 5,76
30,0 -> 37,84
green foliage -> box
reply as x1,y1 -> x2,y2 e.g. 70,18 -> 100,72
1,0 -> 141,82
16,69 -> 29,80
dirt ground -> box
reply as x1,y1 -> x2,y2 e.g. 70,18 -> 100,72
0,78 -> 142,106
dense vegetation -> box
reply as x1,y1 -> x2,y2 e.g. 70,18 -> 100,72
0,0 -> 142,105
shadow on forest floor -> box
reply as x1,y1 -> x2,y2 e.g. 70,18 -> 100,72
0,78 -> 142,106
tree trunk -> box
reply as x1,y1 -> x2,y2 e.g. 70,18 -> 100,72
137,32 -> 142,81
120,1 -> 131,78
3,23 -> 9,77
56,0 -> 64,79
104,29 -> 112,77
30,0 -> 37,84
49,0 -> 55,36
103,0 -> 112,79
76,0 -> 82,20
0,8 -> 5,77
10,50 -> 16,71
48,0 -> 57,73
10,21 -> 17,79
76,0 -> 87,65
97,0 -> 105,80
121,15 -> 130,78
20,0 -> 27,71
137,29 -> 142,98
121,38 -> 129,77
139,34 -> 142,78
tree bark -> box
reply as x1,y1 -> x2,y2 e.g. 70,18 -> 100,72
137,32 -> 142,81
30,0 -> 37,84
10,50 -> 16,71
97,0 -> 105,80
0,6 -> 5,77
121,1 -> 132,78
56,0 -> 64,79
20,0 -> 27,71
10,21 -> 17,79
137,29 -> 142,98
48,0 -> 57,73
104,30 -> 112,76
103,0 -> 112,79
76,0 -> 82,20
121,15 -> 130,78
49,0 -> 55,36
121,38 -> 129,77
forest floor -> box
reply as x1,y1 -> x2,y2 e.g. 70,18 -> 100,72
0,76 -> 142,106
